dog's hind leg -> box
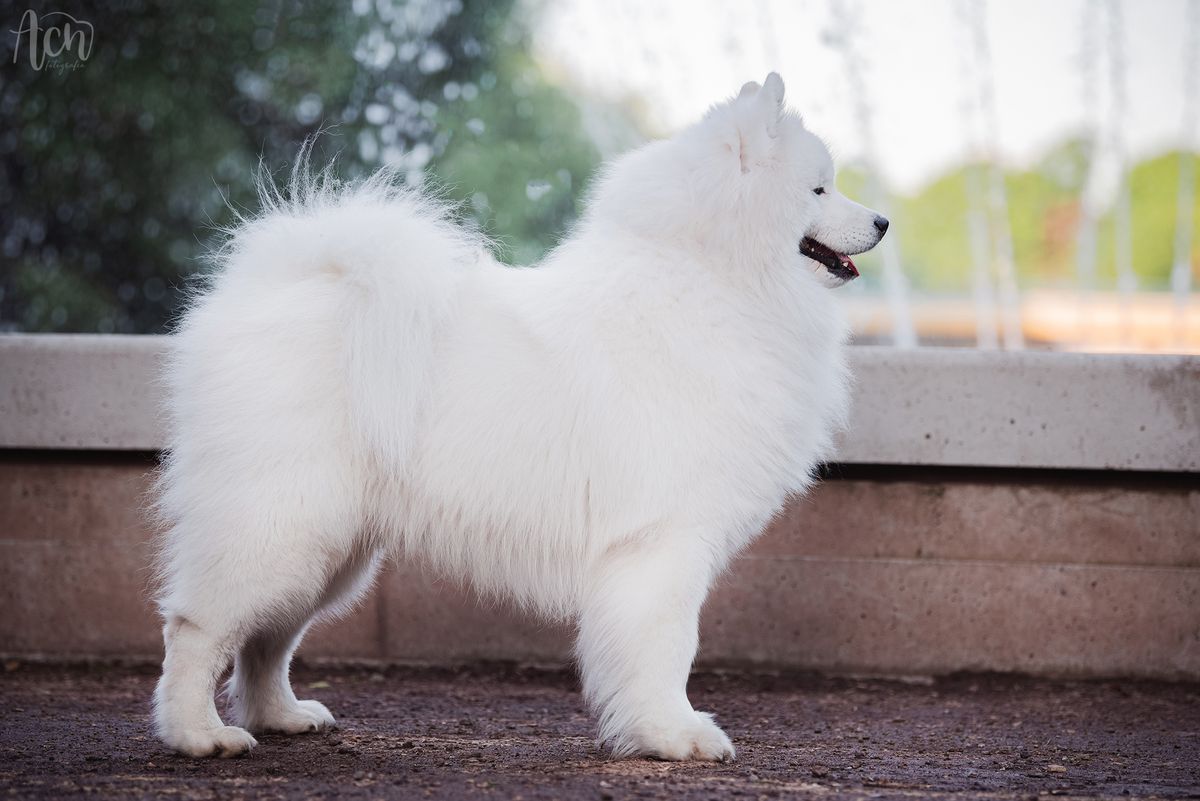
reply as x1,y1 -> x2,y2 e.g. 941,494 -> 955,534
576,528 -> 734,762
225,546 -> 382,735
154,518 -> 371,757
153,437 -> 369,757
154,614 -> 257,758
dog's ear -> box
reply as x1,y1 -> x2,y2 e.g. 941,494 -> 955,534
760,72 -> 785,116
732,72 -> 785,172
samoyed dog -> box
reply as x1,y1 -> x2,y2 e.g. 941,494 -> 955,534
153,73 -> 888,762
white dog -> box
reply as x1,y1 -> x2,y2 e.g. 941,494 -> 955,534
153,73 -> 888,762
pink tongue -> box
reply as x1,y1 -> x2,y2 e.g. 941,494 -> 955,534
839,253 -> 859,276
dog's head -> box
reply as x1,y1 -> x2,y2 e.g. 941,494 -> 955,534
588,73 -> 887,287
716,73 -> 888,286
603,73 -> 883,288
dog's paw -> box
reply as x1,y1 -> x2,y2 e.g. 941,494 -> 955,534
164,725 -> 258,758
620,711 -> 736,762
244,699 -> 336,735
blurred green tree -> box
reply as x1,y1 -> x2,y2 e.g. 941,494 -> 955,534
1,0 -> 614,332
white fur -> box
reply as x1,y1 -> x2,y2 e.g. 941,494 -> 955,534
152,74 -> 886,761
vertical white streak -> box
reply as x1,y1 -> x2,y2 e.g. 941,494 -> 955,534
955,0 -> 998,349
828,0 -> 917,348
1074,0 -> 1102,346
971,0 -> 1024,350
1108,0 -> 1136,344
1172,0 -> 1199,345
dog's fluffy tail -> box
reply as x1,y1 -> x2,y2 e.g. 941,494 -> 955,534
181,158 -> 484,475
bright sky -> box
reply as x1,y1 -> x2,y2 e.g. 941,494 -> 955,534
533,0 -> 1197,195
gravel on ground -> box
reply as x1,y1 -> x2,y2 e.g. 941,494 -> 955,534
1,662 -> 1198,800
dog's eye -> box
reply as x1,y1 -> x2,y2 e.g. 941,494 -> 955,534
813,187 -> 826,196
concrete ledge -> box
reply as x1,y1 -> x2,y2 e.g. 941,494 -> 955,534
2,334 -> 1198,470
2,455 -> 1196,678
843,348 -> 1199,471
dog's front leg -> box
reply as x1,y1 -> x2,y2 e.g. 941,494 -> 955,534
576,530 -> 734,761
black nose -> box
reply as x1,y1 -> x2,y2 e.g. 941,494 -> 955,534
874,216 -> 889,235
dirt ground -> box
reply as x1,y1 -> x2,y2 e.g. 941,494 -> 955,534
1,662 -> 1197,800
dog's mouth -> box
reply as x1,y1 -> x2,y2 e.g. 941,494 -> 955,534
800,237 -> 859,283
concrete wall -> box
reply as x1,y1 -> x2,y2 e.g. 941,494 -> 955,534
1,335 -> 1198,678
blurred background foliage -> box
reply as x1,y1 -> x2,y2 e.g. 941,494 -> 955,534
846,143 -> 1200,295
1,0 -> 1196,336
1,0 -> 623,332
